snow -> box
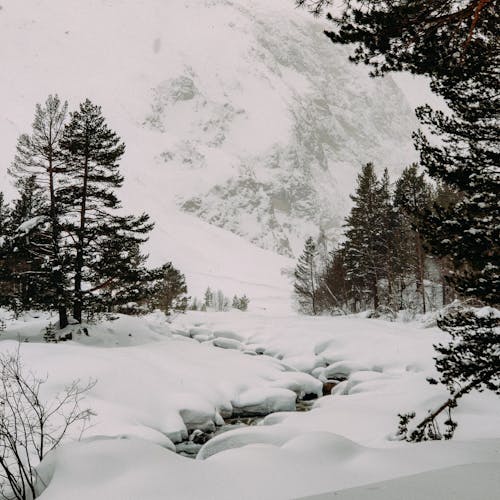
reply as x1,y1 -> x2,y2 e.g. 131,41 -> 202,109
33,435 -> 500,500
16,215 -> 47,234
300,463 -> 500,500
1,309 -> 499,499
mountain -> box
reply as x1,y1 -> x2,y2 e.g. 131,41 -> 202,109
0,0 -> 418,305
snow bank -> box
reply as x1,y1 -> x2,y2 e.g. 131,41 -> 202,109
2,310 -> 499,499
35,435 -> 500,500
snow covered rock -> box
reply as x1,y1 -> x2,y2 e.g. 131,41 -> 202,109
231,388 -> 297,416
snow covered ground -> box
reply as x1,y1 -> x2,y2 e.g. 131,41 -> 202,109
1,309 -> 499,499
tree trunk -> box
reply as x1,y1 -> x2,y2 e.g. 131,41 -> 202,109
372,275 -> 379,310
48,144 -> 68,329
415,231 -> 426,313
73,142 -> 90,323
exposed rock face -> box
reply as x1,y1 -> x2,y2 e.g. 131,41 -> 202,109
0,0 -> 418,261
145,0 -> 418,256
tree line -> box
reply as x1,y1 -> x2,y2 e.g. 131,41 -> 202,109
294,163 -> 457,316
0,96 -> 188,327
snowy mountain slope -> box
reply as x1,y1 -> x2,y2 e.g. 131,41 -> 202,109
0,0 -> 417,302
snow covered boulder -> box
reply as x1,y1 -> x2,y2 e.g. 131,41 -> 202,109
189,327 -> 213,340
271,372 -> 323,399
197,425 -> 299,460
212,337 -> 244,351
323,360 -> 372,380
231,388 -> 296,416
213,330 -> 245,342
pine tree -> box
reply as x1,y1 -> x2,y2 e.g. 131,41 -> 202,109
377,168 -> 401,309
149,263 -> 188,315
318,247 -> 349,313
238,295 -> 250,311
0,193 -> 12,306
342,163 -> 389,311
232,294 -> 250,311
294,237 -> 319,315
298,1 -> 495,80
204,287 -> 213,309
394,164 -> 433,312
415,88 -> 499,305
1,177 -> 56,312
399,304 -> 500,442
59,99 -> 153,322
8,95 -> 70,326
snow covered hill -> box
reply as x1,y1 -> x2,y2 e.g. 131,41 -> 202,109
0,0 -> 418,302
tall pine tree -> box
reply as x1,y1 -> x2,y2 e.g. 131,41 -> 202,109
59,99 -> 153,322
8,95 -> 70,326
394,164 -> 433,312
343,163 -> 390,311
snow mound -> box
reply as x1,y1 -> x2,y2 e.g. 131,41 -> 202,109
232,388 -> 297,416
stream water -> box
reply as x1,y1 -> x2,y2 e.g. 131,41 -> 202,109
176,397 -> 316,459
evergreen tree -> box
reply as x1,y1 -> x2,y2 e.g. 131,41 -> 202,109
318,247 -> 349,313
394,164 -> 433,312
149,263 -> 188,315
399,304 -> 500,442
298,1 -> 495,80
0,193 -> 12,306
232,295 -> 239,309
377,168 -> 401,309
1,177 -> 55,312
59,99 -> 153,322
0,193 -> 9,241
342,163 -> 388,310
238,294 -> 250,311
8,95 -> 70,326
232,294 -> 250,311
294,237 -> 320,315
204,287 -> 213,309
415,88 -> 499,304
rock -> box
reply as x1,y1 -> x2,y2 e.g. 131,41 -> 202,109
212,337 -> 243,350
190,429 -> 211,445
213,330 -> 245,342
232,388 -> 296,416
322,380 -> 338,395
188,327 -> 213,339
302,392 -> 318,401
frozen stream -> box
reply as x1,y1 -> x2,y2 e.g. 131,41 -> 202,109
176,398 -> 317,458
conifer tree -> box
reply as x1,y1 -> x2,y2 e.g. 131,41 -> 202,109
1,177 -> 56,312
294,237 -> 320,315
319,247 -> 349,313
149,263 -> 188,315
0,193 -> 12,305
343,163 -> 389,310
59,99 -> 153,322
394,164 -> 433,312
204,287 -> 213,309
8,95 -> 70,326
